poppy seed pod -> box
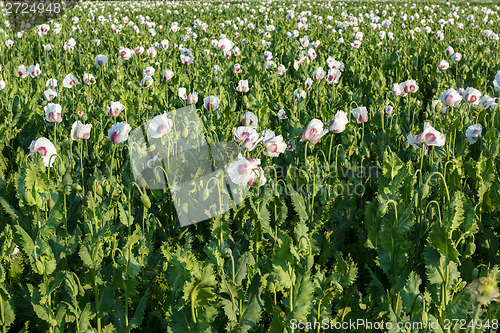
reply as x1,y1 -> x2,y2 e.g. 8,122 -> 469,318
48,198 -> 55,210
419,184 -> 430,200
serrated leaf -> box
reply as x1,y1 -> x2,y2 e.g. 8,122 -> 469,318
429,226 -> 460,264
287,184 -> 309,222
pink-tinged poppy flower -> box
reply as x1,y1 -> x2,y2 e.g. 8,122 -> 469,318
392,83 -> 407,97
326,68 -> 341,85
17,65 -> 28,78
233,47 -> 241,56
326,56 -> 345,71
218,37 -> 234,51
301,119 -> 328,147
263,133 -> 287,157
28,64 -> 41,78
93,39 -> 101,46
46,78 -> 57,89
108,101 -> 125,117
233,63 -> 242,74
480,95 -> 497,110
307,48 -> 317,60
147,47 -> 157,58
288,139 -> 296,151
141,76 -> 153,88
227,155 -> 266,187
402,80 -> 419,93
407,122 -> 445,154
44,89 -> 57,101
437,60 -> 450,70
0,79 -> 5,90
118,47 -> 133,60
277,109 -> 287,119
135,46 -> 145,55
385,105 -> 394,117
83,74 -> 96,85
44,103 -> 62,123
187,92 -> 198,105
313,67 -> 326,80
178,87 -> 187,100
29,137 -> 57,167
143,67 -> 155,76
71,121 -> 92,140
466,124 -> 482,144
241,131 -> 262,151
180,54 -> 193,65
242,112 -> 258,128
64,38 -> 76,51
204,96 -> 220,111
63,74 -> 79,88
305,78 -> 313,89
463,87 -> 481,105
236,80 -> 249,93
351,40 -> 362,48
440,88 -> 462,107
95,55 -> 108,66
445,46 -> 454,56
148,113 -> 173,138
5,39 -> 14,47
493,70 -> 500,92
277,64 -> 287,76
233,126 -> 256,144
163,69 -> 174,82
160,39 -> 169,49
294,88 -> 307,100
108,122 -> 132,144
351,107 -> 369,123
329,110 -> 349,133
263,51 -> 273,61
451,53 -> 462,62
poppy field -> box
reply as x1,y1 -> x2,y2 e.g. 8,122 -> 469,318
1,0 -> 500,332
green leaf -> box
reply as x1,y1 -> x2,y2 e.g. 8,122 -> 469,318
401,272 -> 422,313
286,269 -> 314,322
287,184 -> 309,223
127,291 -> 148,331
14,225 -> 34,254
239,273 -> 263,333
429,226 -> 460,264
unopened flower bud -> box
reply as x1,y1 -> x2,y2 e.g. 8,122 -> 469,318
378,203 -> 388,216
141,193 -> 151,209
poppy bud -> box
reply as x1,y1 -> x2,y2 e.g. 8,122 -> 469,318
378,203 -> 388,216
82,114 -> 88,122
419,184 -> 430,200
79,285 -> 85,296
181,128 -> 189,138
435,102 -> 443,113
465,242 -> 476,257
207,126 -> 216,132
148,145 -> 156,152
95,183 -> 103,196
72,183 -> 82,191
48,198 -> 55,210
24,190 -> 35,205
141,193 -> 151,209
268,281 -> 275,293
223,248 -> 232,258
147,105 -> 152,110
